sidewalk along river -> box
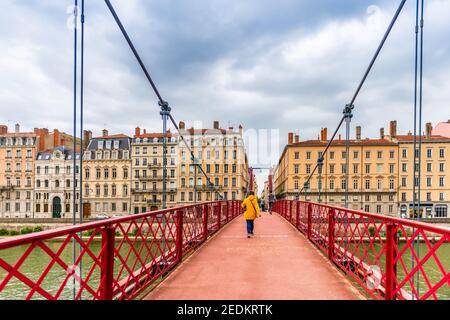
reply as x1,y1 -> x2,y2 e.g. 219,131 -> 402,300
0,239 -> 173,300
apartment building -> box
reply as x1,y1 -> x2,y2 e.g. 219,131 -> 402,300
34,147 -> 81,219
274,126 -> 399,215
395,122 -> 450,218
0,124 -> 38,218
131,127 -> 178,213
83,131 -> 132,217
176,121 -> 249,205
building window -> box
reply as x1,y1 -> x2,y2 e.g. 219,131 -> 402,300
389,164 -> 395,174
427,149 -> 432,158
377,151 -> 382,159
427,163 -> 432,172
365,179 -> 370,190
306,152 -> 311,160
330,179 -> 335,190
329,164 -> 335,174
294,165 -> 299,174
439,148 -> 445,158
439,163 -> 445,172
435,205 -> 447,218
353,179 -> 358,190
389,179 -> 394,190
402,163 -> 407,173
306,165 -> 311,174
439,177 -> 445,187
294,152 -> 300,160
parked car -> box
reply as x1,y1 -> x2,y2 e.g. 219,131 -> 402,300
95,214 -> 110,220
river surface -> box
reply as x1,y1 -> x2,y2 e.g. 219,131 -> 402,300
0,239 -> 170,300
0,240 -> 449,300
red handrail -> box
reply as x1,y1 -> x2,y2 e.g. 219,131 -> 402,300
0,200 -> 241,300
273,200 -> 450,300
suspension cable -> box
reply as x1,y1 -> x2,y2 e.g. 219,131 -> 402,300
411,0 -> 425,299
78,0 -> 85,300
297,0 -> 406,198
104,0 -> 223,200
72,0 -> 78,301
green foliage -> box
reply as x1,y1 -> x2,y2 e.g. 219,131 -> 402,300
33,226 -> 44,233
84,229 -> 100,237
20,227 -> 34,235
368,226 -> 376,237
8,230 -> 19,236
0,229 -> 9,236
128,228 -> 138,237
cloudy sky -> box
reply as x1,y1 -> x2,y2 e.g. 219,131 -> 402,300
1,0 -> 450,190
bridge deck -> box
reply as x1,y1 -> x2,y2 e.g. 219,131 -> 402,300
145,212 -> 363,300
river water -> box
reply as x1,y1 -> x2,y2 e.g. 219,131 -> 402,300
0,240 -> 170,300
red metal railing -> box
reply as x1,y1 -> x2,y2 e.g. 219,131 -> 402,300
0,200 -> 241,300
274,200 -> 450,300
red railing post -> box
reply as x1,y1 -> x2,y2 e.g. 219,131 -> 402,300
307,203 -> 312,240
296,201 -> 300,229
203,204 -> 208,241
385,222 -> 397,300
226,201 -> 229,223
176,209 -> 184,264
328,209 -> 335,260
100,225 -> 115,300
290,201 -> 294,223
217,202 -> 222,230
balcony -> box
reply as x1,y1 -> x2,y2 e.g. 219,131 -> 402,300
148,163 -> 161,168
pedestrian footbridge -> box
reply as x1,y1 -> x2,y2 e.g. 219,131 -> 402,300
0,200 -> 449,300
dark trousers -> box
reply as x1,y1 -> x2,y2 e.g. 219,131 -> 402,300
246,220 -> 254,234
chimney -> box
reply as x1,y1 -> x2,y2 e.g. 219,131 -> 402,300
135,127 -> 141,137
389,120 -> 397,138
356,126 -> 361,140
83,130 -> 92,148
321,128 -> 328,142
426,122 -> 432,139
15,123 -> 20,133
239,125 -> 243,136
380,128 -> 385,139
288,132 -> 294,144
179,121 -> 185,129
102,129 -> 108,137
338,134 -> 342,141
53,129 -> 60,148
0,125 -> 7,135
143,129 -> 147,134
213,121 -> 219,130
295,134 -> 299,143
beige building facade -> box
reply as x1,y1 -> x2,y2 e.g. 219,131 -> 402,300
176,121 -> 249,205
83,131 -> 132,217
131,128 -> 178,213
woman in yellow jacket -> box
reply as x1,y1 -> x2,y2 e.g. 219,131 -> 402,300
241,191 -> 261,238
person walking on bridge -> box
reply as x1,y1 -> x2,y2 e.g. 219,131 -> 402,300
242,191 -> 261,238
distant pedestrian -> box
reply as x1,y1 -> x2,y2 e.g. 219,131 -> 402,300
241,191 -> 261,238
268,194 -> 275,215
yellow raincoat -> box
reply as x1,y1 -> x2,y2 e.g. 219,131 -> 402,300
241,195 -> 261,220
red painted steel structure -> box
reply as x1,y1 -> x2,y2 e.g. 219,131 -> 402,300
0,201 -> 241,300
274,200 -> 450,300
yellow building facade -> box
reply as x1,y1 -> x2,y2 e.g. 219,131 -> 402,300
274,121 -> 450,218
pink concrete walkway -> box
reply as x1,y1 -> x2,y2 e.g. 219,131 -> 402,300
145,213 -> 363,300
